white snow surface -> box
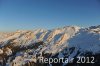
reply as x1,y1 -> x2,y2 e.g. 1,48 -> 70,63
0,25 -> 99,66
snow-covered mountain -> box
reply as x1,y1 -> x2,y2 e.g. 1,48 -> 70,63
0,25 -> 100,66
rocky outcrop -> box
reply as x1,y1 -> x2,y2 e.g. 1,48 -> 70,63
0,25 -> 99,66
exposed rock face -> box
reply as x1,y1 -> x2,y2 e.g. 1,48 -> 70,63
0,25 -> 100,66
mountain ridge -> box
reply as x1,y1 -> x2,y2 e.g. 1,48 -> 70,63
0,25 -> 100,66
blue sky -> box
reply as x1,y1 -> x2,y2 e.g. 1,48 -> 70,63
0,0 -> 100,31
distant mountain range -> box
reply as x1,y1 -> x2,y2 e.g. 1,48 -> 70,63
0,25 -> 100,66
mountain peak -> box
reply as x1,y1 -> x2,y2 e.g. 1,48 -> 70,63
0,25 -> 100,66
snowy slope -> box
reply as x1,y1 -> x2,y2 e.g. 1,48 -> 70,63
0,25 -> 99,66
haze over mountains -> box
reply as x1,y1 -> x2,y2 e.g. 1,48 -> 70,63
0,25 -> 100,66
